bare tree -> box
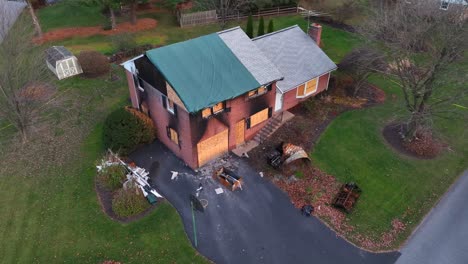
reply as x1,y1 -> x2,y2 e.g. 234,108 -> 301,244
85,0 -> 121,30
0,11 -> 56,143
339,47 -> 386,97
195,0 -> 253,29
124,0 -> 138,25
26,0 -> 43,38
361,0 -> 467,140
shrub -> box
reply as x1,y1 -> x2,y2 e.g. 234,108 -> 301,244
77,51 -> 110,77
103,107 -> 156,155
111,33 -> 137,52
246,15 -> 254,38
97,164 -> 127,191
267,19 -> 274,33
257,16 -> 265,36
112,187 -> 150,217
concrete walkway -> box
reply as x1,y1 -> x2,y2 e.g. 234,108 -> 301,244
396,170 -> 468,264
131,141 -> 400,264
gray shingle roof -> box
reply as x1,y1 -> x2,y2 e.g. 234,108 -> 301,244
45,46 -> 73,66
218,27 -> 283,85
253,25 -> 337,93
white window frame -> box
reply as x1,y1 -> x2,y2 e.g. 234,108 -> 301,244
166,97 -> 175,114
296,77 -> 319,98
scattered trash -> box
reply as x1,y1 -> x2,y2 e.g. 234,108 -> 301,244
171,171 -> 179,180
268,142 -> 310,168
333,182 -> 362,213
105,150 -> 163,203
259,172 -> 264,178
301,204 -> 314,217
213,167 -> 243,191
215,188 -> 224,194
242,152 -> 250,158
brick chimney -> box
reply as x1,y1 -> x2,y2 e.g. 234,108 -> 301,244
308,23 -> 322,46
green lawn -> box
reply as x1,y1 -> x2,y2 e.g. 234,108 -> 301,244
10,1 -> 467,257
312,63 -> 468,245
37,1 -> 107,31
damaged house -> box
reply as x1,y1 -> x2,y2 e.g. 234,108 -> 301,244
121,24 -> 337,169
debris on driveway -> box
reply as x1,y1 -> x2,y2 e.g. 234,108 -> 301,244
213,167 -> 243,191
171,171 -> 179,180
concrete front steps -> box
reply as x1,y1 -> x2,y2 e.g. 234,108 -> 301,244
232,111 -> 294,157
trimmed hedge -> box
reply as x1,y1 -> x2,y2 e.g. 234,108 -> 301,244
77,51 -> 110,77
112,187 -> 150,218
103,107 -> 156,156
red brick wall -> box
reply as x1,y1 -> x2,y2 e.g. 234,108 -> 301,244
282,72 -> 330,111
126,70 -> 140,109
225,83 -> 277,149
141,78 -> 198,169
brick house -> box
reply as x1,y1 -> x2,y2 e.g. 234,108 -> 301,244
121,24 -> 337,169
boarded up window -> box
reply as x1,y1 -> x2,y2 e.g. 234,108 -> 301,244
201,101 -> 224,118
250,108 -> 269,127
167,127 -> 179,145
296,83 -> 306,97
248,86 -> 268,99
212,102 -> 224,113
202,108 -> 212,118
296,78 -> 318,98
305,78 -> 318,94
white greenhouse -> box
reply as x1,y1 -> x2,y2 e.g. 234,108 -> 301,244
45,46 -> 83,80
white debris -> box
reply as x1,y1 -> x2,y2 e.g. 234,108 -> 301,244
215,188 -> 224,194
259,172 -> 264,178
170,171 -> 179,180
242,152 -> 250,158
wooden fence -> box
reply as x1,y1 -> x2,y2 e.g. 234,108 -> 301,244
178,10 -> 218,28
178,6 -> 299,28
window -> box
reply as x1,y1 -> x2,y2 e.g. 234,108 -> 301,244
167,127 -> 179,146
296,78 -> 318,98
162,95 -> 176,115
440,1 -> 449,10
201,102 -> 225,118
246,107 -> 272,128
248,86 -> 269,99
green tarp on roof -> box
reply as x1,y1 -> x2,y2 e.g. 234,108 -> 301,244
146,33 -> 260,113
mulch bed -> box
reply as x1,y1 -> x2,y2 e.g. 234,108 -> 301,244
34,18 -> 158,44
95,181 -> 157,223
383,123 -> 443,159
247,84 -> 408,251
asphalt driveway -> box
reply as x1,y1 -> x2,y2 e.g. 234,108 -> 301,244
396,170 -> 468,264
131,141 -> 400,264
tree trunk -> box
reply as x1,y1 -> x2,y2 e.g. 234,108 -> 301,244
26,0 -> 43,38
404,110 -> 425,140
130,3 -> 137,25
109,8 -> 117,30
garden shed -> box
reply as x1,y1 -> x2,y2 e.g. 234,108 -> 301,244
45,46 -> 83,80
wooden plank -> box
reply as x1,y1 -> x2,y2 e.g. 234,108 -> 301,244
250,108 -> 269,127
235,119 -> 245,146
197,129 -> 228,166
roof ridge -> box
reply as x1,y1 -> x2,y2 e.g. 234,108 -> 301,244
252,25 -> 300,41
217,26 -> 242,34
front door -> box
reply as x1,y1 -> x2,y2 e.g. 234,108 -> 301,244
235,119 -> 245,146
275,91 -> 283,112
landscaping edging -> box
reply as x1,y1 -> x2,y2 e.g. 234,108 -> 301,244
95,181 -> 157,223
382,123 -> 443,160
